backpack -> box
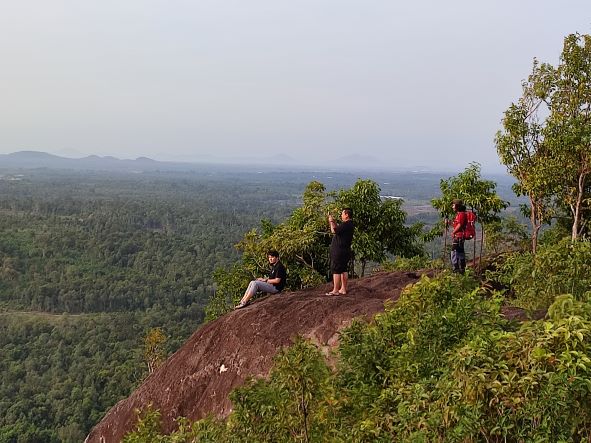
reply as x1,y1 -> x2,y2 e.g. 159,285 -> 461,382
463,211 -> 477,240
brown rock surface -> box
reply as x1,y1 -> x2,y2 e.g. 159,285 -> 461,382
85,270 -> 424,442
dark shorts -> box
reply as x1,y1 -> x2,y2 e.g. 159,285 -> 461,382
330,249 -> 350,274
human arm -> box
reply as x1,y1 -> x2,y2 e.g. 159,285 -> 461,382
452,213 -> 466,237
263,276 -> 282,285
328,213 -> 336,233
266,263 -> 286,286
256,276 -> 281,284
265,277 -> 281,285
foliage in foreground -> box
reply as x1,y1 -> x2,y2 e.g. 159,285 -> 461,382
125,254 -> 591,441
487,238 -> 591,311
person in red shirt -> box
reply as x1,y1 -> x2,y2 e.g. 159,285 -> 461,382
451,199 -> 467,274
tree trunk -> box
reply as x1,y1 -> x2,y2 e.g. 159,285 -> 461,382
479,223 -> 484,269
571,172 -> 586,241
530,194 -> 539,254
443,220 -> 448,264
472,233 -> 476,268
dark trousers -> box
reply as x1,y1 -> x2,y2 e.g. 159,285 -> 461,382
451,239 -> 466,273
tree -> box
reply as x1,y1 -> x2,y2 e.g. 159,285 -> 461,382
208,181 -> 334,318
431,163 -> 508,266
144,328 -> 167,374
335,179 -> 424,276
542,33 -> 591,240
495,63 -> 555,254
496,33 -> 591,246
236,180 -> 332,288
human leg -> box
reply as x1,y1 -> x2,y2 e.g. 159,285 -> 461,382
451,243 -> 460,272
242,281 -> 257,302
331,273 -> 342,294
458,249 -> 466,274
330,250 -> 350,295
236,280 -> 278,308
451,240 -> 465,274
339,272 -> 348,294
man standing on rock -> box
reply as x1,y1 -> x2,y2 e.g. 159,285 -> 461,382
327,208 -> 354,295
235,250 -> 286,309
450,199 -> 467,274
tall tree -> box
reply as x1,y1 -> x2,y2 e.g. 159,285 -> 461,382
431,163 -> 508,265
495,61 -> 555,253
496,33 -> 591,245
543,33 -> 591,240
144,328 -> 167,374
335,179 -> 424,276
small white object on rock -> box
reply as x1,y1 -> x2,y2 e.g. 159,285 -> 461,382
219,364 -> 228,374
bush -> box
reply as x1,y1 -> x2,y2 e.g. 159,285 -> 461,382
484,216 -> 530,254
380,255 -> 443,272
489,239 -> 591,311
335,272 -> 504,441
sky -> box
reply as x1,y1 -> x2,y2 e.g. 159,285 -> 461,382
0,1 -> 589,172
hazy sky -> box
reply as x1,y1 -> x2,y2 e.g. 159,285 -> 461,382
0,1 -> 589,171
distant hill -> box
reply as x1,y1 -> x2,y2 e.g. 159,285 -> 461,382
0,151 -> 347,173
0,150 -> 508,176
0,151 -> 195,172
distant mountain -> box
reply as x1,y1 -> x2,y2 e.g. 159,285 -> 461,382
0,150 -> 501,175
0,151 -> 201,172
1,150 -> 379,173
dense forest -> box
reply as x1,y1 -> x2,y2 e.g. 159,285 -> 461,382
0,168 -> 303,442
1,166 -> 487,442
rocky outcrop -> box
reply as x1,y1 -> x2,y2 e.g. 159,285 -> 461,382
86,271 -> 423,442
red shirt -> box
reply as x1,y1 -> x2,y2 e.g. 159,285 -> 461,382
452,211 -> 467,239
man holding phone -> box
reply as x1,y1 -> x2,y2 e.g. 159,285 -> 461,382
327,208 -> 354,295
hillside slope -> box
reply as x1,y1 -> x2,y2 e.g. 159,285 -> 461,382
85,270 -> 425,442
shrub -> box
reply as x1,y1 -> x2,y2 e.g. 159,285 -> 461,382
380,255 -> 443,272
489,239 -> 591,311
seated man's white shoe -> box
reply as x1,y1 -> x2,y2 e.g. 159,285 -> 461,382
234,300 -> 249,310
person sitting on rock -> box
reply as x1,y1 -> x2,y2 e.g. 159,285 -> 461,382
234,250 -> 286,309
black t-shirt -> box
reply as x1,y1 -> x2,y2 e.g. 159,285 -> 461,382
269,261 -> 287,292
331,220 -> 354,253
